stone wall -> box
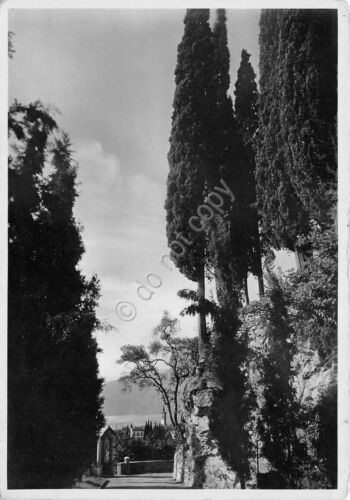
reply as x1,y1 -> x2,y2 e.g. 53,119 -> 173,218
178,365 -> 241,489
117,460 -> 174,475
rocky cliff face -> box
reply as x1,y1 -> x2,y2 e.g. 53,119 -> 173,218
291,341 -> 336,406
175,364 -> 241,489
173,324 -> 336,489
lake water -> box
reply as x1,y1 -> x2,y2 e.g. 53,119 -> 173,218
105,414 -> 162,428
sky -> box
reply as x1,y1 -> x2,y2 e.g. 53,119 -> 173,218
9,8 -> 295,382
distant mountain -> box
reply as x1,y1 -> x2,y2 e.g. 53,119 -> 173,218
102,380 -> 163,416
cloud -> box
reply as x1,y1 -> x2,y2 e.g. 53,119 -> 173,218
9,9 -> 261,384
74,141 -> 165,240
74,140 -> 121,221
70,139 -> 194,381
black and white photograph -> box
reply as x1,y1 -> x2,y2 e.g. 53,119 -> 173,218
2,0 -> 349,497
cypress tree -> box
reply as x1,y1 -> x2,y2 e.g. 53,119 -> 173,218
38,134 -> 105,485
258,275 -> 301,487
277,10 -> 337,221
256,10 -> 308,253
207,11 -> 255,486
256,10 -> 337,257
234,49 -> 264,297
209,9 -> 250,306
8,106 -> 104,487
8,102 -> 58,487
234,49 -> 259,144
165,9 -> 216,354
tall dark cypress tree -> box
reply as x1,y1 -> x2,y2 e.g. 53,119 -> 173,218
278,10 -> 337,224
256,10 -> 337,257
234,49 -> 259,144
234,49 -> 264,297
209,9 -> 250,306
165,9 -> 216,354
8,102 -> 58,487
8,106 -> 104,487
38,134 -> 105,485
207,11 -> 255,487
258,275 -> 301,488
256,10 -> 308,253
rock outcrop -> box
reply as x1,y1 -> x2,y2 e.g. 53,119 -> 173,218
176,364 -> 241,489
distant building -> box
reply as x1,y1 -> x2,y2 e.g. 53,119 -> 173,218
130,408 -> 168,440
130,425 -> 144,440
92,409 -> 174,476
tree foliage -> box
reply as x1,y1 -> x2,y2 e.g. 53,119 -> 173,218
240,235 -> 337,488
165,8 -> 338,489
257,275 -> 302,487
118,312 -> 198,441
256,9 -> 337,251
234,49 -> 259,144
165,9 -> 216,282
283,225 -> 337,487
209,302 -> 255,487
113,424 -> 175,462
314,380 -> 337,487
234,48 -> 264,295
165,9 -> 218,353
8,102 -> 105,488
208,10 -> 252,299
283,225 -> 337,361
253,11 -> 337,487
